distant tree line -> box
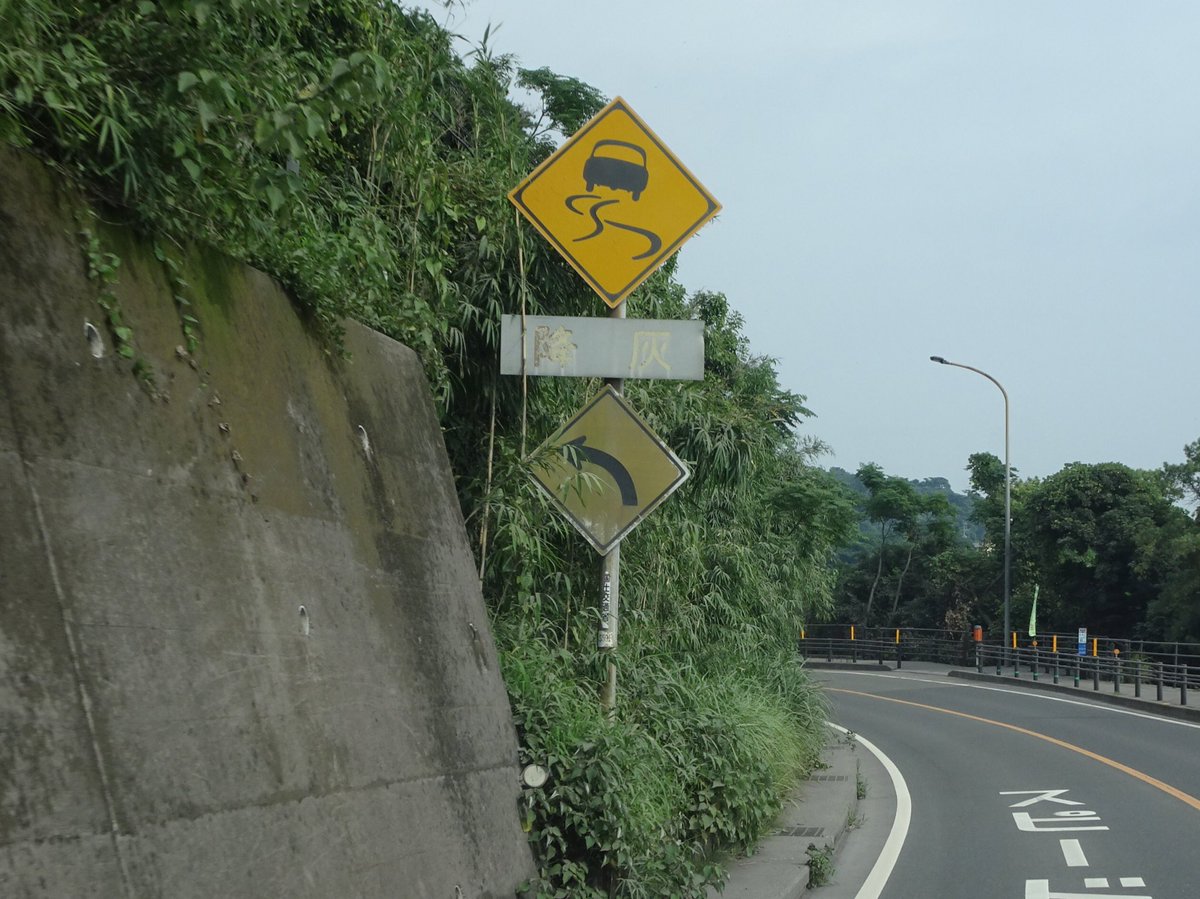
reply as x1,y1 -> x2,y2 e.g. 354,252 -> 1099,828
829,440 -> 1200,643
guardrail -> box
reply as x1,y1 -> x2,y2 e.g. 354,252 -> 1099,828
799,626 -> 1200,707
799,627 -> 974,669
799,636 -> 912,668
972,643 -> 1198,705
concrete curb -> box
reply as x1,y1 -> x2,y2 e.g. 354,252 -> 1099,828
709,736 -> 859,898
802,660 -> 895,672
947,668 -> 1200,724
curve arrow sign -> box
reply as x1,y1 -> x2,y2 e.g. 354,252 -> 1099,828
562,436 -> 638,506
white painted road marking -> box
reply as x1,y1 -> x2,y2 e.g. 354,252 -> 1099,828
1025,878 -> 1151,898
826,722 -> 911,899
1002,789 -> 1084,807
830,686 -> 1200,812
1013,810 -> 1108,832
1059,839 -> 1089,867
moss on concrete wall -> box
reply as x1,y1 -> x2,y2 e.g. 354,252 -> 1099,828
0,146 -> 533,898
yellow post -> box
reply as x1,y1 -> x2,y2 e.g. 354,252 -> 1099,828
850,625 -> 856,641
1092,638 -> 1098,657
895,628 -> 901,644
1011,631 -> 1017,649
1052,634 -> 1058,653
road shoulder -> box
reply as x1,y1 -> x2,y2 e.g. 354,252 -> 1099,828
709,732 -> 861,898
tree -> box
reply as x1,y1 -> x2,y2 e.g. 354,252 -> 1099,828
1141,529 -> 1200,642
855,463 -> 920,624
966,451 -> 1015,543
889,492 -> 955,619
516,66 -> 606,145
965,451 -> 1035,629
771,464 -> 860,563
1162,437 -> 1200,521
1143,438 -> 1200,640
1021,463 -> 1185,635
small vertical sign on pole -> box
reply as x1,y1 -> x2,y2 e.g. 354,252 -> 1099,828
598,569 -> 615,649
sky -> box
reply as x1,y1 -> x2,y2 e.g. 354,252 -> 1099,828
413,1 -> 1200,492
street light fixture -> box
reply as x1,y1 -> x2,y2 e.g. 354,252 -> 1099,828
930,356 -> 1011,658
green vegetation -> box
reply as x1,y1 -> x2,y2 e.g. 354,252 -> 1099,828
1,3 -> 849,895
831,446 -> 1200,644
806,842 -> 835,887
834,463 -> 977,630
10,5 -> 1194,891
969,450 -> 1200,642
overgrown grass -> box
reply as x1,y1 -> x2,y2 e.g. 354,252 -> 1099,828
502,626 -> 828,897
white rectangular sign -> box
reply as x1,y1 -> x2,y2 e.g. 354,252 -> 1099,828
499,314 -> 704,380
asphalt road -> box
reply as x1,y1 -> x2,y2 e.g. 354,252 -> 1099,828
816,665 -> 1200,899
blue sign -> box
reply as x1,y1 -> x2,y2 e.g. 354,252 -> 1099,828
1077,627 -> 1087,656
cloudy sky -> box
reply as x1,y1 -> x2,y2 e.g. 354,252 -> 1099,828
415,1 -> 1200,491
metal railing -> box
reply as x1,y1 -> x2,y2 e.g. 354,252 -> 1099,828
799,625 -> 975,668
799,635 -> 910,668
799,625 -> 1200,707
972,643 -> 1198,705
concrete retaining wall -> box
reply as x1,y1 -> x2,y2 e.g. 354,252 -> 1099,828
0,147 -> 534,897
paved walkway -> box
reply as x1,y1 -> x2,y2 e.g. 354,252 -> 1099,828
708,732 -> 860,898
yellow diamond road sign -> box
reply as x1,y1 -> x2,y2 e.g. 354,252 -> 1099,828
509,97 -> 721,308
529,386 -> 689,554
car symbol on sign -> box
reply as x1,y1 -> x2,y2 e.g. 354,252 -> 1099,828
583,140 -> 649,201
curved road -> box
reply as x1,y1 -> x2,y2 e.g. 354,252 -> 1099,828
818,666 -> 1200,898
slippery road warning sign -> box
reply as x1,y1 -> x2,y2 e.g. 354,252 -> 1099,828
509,97 -> 721,308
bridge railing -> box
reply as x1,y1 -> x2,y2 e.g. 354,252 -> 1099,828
973,643 -> 1198,706
799,626 -> 972,669
799,625 -> 1200,707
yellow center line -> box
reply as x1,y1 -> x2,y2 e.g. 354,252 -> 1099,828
829,687 -> 1200,812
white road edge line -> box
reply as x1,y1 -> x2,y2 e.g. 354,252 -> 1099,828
827,722 -> 911,899
824,670 -> 1200,730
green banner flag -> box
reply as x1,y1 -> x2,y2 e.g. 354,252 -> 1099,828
1028,584 -> 1039,638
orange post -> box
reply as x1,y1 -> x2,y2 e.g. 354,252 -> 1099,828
972,625 -> 983,642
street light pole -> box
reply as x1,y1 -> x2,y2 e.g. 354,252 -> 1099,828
930,356 -> 1011,659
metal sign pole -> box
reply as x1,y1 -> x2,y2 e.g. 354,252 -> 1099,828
506,99 -> 715,714
598,543 -> 620,711
599,300 -> 625,713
